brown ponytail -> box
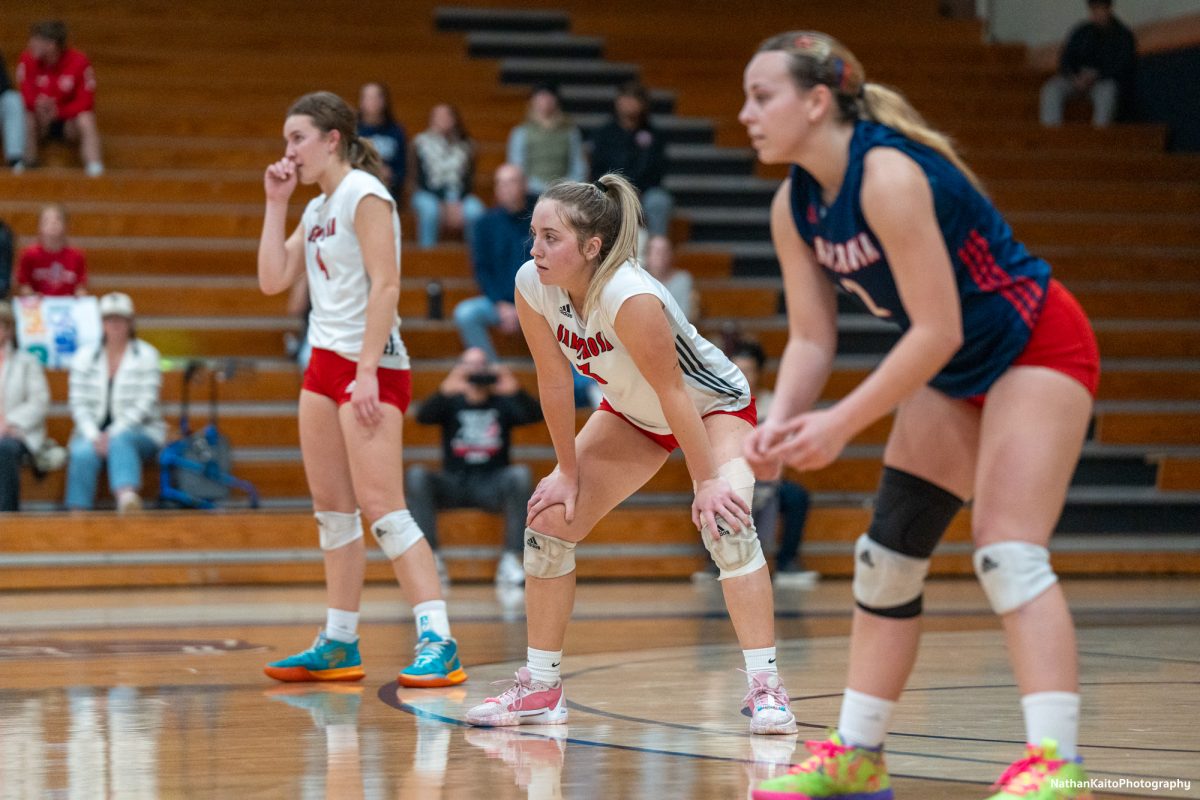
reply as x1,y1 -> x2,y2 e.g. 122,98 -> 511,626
540,173 -> 644,318
758,31 -> 984,192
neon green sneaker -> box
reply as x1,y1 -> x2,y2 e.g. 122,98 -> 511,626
752,731 -> 893,800
986,739 -> 1093,799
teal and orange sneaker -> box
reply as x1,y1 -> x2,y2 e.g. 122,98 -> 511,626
263,631 -> 365,683
985,739 -> 1093,800
752,731 -> 893,800
398,631 -> 468,688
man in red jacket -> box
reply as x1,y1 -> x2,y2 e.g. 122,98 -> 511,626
16,20 -> 104,176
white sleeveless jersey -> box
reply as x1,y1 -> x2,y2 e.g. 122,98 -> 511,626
515,259 -> 749,434
301,169 -> 408,369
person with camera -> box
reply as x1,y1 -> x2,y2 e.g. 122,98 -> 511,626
406,347 -> 543,587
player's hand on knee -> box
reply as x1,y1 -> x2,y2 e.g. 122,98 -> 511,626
350,371 -> 382,428
527,468 -> 578,525
692,476 -> 751,539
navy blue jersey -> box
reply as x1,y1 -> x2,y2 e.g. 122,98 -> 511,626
788,120 -> 1050,397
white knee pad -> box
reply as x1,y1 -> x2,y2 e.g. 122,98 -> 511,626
524,527 -> 577,579
370,510 -> 425,560
974,541 -> 1058,615
700,457 -> 766,581
315,510 -> 362,551
853,533 -> 931,617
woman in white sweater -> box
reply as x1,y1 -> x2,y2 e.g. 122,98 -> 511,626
65,292 -> 165,511
0,301 -> 50,511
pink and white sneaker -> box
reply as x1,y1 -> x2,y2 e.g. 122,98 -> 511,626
465,667 -> 568,727
744,672 -> 798,735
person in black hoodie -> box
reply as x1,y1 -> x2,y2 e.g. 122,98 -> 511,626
1039,0 -> 1137,127
588,82 -> 673,236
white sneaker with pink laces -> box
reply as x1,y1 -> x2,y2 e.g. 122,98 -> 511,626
744,671 -> 798,735
465,667 -> 568,727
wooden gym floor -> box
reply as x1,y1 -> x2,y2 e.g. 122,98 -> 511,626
0,577 -> 1196,799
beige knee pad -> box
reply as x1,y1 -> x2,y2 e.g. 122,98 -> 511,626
523,527 -> 577,579
699,457 -> 766,581
315,510 -> 363,551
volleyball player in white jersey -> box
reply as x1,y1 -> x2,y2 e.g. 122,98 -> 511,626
257,91 -> 466,688
465,173 -> 796,734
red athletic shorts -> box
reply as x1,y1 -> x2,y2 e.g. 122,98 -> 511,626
968,279 -> 1100,408
598,397 -> 758,453
302,347 -> 412,413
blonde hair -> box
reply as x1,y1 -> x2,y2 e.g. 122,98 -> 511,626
287,91 -> 384,180
758,31 -> 984,192
539,173 -> 643,317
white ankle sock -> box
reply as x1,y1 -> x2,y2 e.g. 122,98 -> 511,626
413,600 -> 451,639
527,647 -> 562,685
743,646 -> 779,682
1021,691 -> 1080,759
838,688 -> 895,749
325,608 -> 359,643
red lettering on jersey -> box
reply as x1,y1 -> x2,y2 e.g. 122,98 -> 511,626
316,248 -> 330,280
577,362 -> 608,384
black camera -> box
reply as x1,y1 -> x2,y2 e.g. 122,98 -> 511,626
467,371 -> 498,387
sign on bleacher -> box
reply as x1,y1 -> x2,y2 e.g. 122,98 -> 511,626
11,295 -> 102,370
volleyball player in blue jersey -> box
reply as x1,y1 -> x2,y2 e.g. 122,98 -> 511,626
740,32 -> 1099,800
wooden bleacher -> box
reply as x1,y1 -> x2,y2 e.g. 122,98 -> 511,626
2,0 -> 1198,588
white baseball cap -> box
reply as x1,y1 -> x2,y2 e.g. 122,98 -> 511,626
98,292 -> 135,319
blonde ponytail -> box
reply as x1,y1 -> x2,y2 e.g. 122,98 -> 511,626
540,173 -> 644,318
860,83 -> 983,192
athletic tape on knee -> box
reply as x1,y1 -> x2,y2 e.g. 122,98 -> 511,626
315,510 -> 362,551
370,509 -> 425,560
699,457 -> 767,581
853,533 -> 931,618
523,527 -> 576,579
974,541 -> 1058,615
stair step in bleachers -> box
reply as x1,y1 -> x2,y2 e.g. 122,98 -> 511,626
466,31 -> 604,60
434,6 -> 571,33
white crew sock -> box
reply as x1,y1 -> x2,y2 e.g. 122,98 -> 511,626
838,688 -> 896,749
413,600 -> 451,640
527,647 -> 562,685
743,646 -> 779,682
1021,691 -> 1080,759
325,608 -> 359,643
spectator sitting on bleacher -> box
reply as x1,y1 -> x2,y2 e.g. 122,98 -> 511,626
65,292 -> 165,512
16,203 -> 87,296
506,84 -> 587,198
0,216 -> 14,299
0,301 -> 50,512
453,163 -> 531,361
411,103 -> 485,249
357,81 -> 407,206
405,347 -> 543,588
643,234 -> 696,318
1039,0 -> 1137,128
17,20 -> 104,176
588,82 -> 673,237
0,50 -> 26,173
